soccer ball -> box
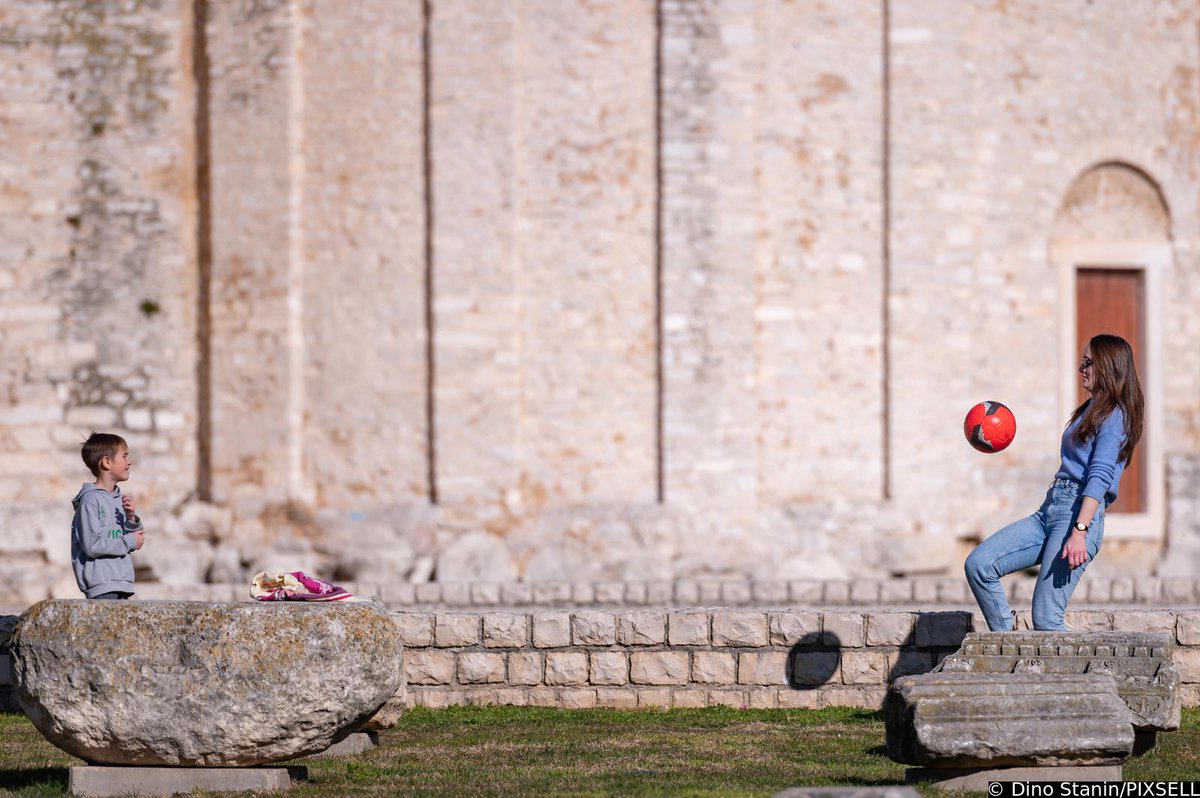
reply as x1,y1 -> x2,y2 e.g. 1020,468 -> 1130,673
964,401 -> 1016,453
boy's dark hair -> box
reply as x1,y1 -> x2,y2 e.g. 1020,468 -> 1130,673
81,432 -> 127,477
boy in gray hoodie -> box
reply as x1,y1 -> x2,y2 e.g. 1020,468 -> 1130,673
72,432 -> 145,599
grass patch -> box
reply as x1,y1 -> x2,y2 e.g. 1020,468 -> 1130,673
1,707 -> 1198,796
365,706 -> 901,797
0,714 -> 70,796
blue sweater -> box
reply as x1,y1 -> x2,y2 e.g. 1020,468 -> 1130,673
1054,405 -> 1128,506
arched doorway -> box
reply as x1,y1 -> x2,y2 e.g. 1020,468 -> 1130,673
1050,162 -> 1169,539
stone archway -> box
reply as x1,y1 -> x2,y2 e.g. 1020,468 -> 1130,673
1049,161 -> 1170,560
1053,162 -> 1171,243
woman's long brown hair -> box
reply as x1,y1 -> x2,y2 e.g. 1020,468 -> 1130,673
1068,333 -> 1144,465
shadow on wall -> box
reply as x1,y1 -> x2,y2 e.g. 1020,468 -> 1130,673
784,611 -> 975,691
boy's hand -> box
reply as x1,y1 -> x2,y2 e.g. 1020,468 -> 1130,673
132,529 -> 145,551
122,494 -> 137,518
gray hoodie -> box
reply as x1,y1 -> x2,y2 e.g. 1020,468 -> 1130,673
71,483 -> 144,598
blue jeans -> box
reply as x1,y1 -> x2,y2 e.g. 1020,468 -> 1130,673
965,478 -> 1105,631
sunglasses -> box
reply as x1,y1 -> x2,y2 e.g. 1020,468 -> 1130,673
1079,357 -> 1094,370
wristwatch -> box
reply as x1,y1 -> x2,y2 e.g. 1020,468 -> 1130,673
1073,521 -> 1089,533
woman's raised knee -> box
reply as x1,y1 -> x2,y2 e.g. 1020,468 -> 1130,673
964,550 -> 989,584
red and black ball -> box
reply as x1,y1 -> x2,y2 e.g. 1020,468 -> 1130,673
964,401 -> 1016,453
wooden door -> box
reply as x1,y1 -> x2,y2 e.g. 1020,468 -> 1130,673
1075,268 -> 1145,513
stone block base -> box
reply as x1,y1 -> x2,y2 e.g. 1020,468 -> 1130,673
886,673 -> 1134,767
311,732 -> 379,758
68,766 -> 307,797
906,765 -> 1122,791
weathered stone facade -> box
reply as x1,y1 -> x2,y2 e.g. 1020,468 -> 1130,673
0,0 -> 199,602
1,1 -> 1198,599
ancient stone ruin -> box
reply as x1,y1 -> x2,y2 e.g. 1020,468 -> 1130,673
885,631 -> 1180,789
886,672 -> 1134,767
937,631 -> 1180,737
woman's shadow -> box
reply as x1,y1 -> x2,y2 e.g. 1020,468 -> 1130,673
782,611 -> 974,763
783,611 -> 972,691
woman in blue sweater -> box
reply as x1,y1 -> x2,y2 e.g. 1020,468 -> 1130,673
965,333 -> 1144,631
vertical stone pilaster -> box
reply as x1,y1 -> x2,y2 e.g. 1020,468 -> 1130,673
300,0 -> 428,511
660,0 -> 761,534
432,0 -> 658,571
429,0 -> 520,513
207,0 -> 298,521
514,0 -> 657,509
752,0 -> 884,508
661,0 -> 885,578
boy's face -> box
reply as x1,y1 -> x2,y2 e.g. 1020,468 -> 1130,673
101,446 -> 132,482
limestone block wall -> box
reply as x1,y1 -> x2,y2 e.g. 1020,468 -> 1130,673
205,0 -> 430,515
0,0 -> 199,600
359,574 -> 1200,611
886,0 -> 1200,571
204,0 -> 430,576
431,0 -> 659,581
1161,454 -> 1200,577
205,0 -> 297,524
394,607 -> 1200,710
660,0 -> 888,579
0,1 -> 1198,599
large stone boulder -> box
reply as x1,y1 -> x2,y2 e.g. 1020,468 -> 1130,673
10,600 -> 403,766
358,688 -> 406,732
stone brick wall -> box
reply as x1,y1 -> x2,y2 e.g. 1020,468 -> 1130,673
1,1 -> 1198,598
885,0 -> 1200,572
392,607 -> 1200,710
660,0 -> 889,580
1160,454 -> 1200,576
0,0 -> 199,600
